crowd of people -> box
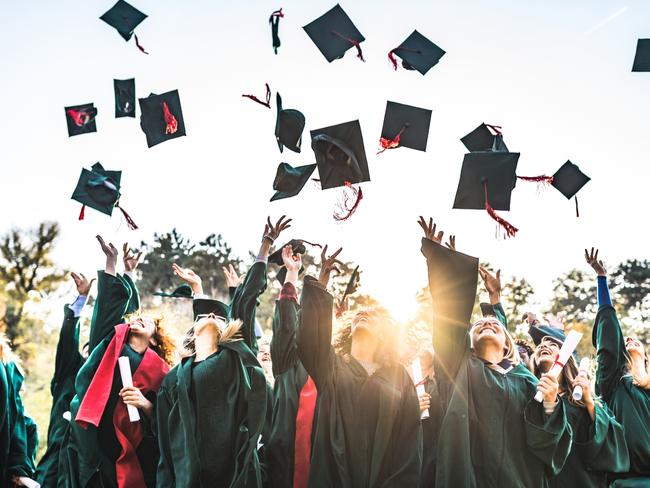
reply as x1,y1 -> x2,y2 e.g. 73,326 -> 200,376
1,215 -> 649,487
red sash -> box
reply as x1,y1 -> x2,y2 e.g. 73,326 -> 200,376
292,376 -> 317,488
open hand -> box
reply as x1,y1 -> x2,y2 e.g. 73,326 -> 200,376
585,247 -> 607,276
96,235 -> 118,275
222,264 -> 243,288
263,215 -> 292,242
172,263 -> 203,295
282,245 -> 302,273
479,266 -> 501,303
417,217 -> 445,244
71,272 -> 95,296
318,245 -> 343,288
123,243 -> 143,272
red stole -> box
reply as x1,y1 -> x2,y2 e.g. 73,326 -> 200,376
292,375 -> 317,488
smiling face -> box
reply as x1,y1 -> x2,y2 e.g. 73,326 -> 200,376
470,318 -> 506,350
351,309 -> 392,339
533,337 -> 561,373
625,336 -> 646,359
128,316 -> 157,341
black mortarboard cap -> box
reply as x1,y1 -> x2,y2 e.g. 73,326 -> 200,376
529,324 -> 566,346
271,163 -> 317,202
632,39 -> 650,72
269,240 -> 308,285
311,120 -> 370,190
389,30 -> 445,75
71,162 -> 121,216
100,0 -> 147,41
379,101 -> 432,152
193,299 -> 230,320
342,265 -> 360,299
453,152 -> 519,211
275,93 -> 305,153
65,103 -> 97,137
480,302 -> 496,317
421,238 -> 478,327
461,123 -> 508,152
303,4 -> 365,63
154,284 -> 193,299
114,78 -> 135,118
551,160 -> 590,199
139,90 -> 186,148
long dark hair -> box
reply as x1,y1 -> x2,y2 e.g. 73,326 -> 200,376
532,338 -> 585,408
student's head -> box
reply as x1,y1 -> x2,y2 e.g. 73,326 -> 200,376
532,336 -> 583,405
419,348 -> 435,374
470,317 -> 519,365
126,313 -> 176,365
625,336 -> 648,362
257,338 -> 271,365
190,313 -> 241,352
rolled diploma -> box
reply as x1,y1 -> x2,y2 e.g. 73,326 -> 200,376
411,359 -> 429,420
534,330 -> 583,402
118,356 -> 141,422
572,357 -> 591,401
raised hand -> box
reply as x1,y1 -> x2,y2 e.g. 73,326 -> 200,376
543,312 -> 566,330
263,215 -> 292,242
585,247 -> 607,276
96,235 -> 118,276
71,272 -> 95,296
318,245 -> 343,288
445,235 -> 456,251
282,245 -> 302,272
172,263 -> 203,295
479,266 -> 501,304
417,216 -> 444,244
123,243 -> 143,273
222,264 -> 243,288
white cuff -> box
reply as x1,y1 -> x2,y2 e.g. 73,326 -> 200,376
69,295 -> 88,317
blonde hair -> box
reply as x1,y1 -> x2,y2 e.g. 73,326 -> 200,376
181,318 -> 243,358
469,318 -> 521,366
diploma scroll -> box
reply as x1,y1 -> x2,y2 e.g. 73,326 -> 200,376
534,330 -> 583,403
572,357 -> 590,401
411,359 -> 430,420
118,356 -> 141,422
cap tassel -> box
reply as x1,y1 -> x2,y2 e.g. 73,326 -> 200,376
162,101 -> 178,134
517,175 -> 554,194
377,125 -> 407,154
334,182 -> 363,221
115,202 -> 138,230
78,204 -> 86,221
485,124 -> 502,135
66,109 -> 94,127
575,196 -> 580,218
133,33 -> 149,55
330,30 -> 365,62
269,8 -> 284,54
387,47 -> 422,70
483,181 -> 518,238
242,83 -> 271,109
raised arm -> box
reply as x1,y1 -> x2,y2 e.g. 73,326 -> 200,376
478,267 -> 509,330
586,248 -> 626,400
270,245 -> 302,376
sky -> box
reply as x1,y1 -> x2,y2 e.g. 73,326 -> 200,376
1,0 -> 649,321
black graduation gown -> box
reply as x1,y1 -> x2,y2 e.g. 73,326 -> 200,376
297,277 -> 423,488
419,376 -> 442,488
592,305 -> 650,485
36,303 -> 85,487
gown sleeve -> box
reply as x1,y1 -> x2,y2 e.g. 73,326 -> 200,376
6,366 -> 32,479
155,377 -> 175,488
88,271 -> 133,353
230,261 -> 268,354
52,304 -> 83,392
270,282 -> 301,377
523,399 -> 573,475
297,276 -> 335,391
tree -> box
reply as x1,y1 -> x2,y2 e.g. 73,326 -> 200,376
547,268 -> 596,324
502,277 -> 535,324
0,222 -> 67,343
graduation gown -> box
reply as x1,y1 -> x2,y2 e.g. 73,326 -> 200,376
265,283 -> 317,488
592,305 -> 650,484
156,260 -> 270,488
36,303 -> 85,487
66,271 -> 163,488
298,276 -> 423,488
421,238 -> 573,488
419,376 -> 442,488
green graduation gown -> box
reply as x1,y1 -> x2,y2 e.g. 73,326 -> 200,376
592,305 -> 650,484
156,261 -> 270,488
298,276 -> 423,488
421,238 -> 573,488
36,303 -> 85,487
419,376 -> 441,488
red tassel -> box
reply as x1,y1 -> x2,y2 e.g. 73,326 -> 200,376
116,203 -> 138,230
483,182 -> 518,238
485,124 -> 502,135
387,47 -> 421,70
377,125 -> 407,154
242,83 -> 271,108
67,109 -> 93,127
334,182 -> 363,221
269,8 -> 284,19
517,175 -> 554,183
575,196 -> 580,218
162,102 -> 178,135
133,34 -> 149,54
78,204 -> 86,221
330,30 -> 365,62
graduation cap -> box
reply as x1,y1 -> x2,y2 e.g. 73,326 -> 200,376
269,239 -> 309,284
421,238 -> 479,327
480,302 -> 496,317
270,163 -> 317,201
70,162 -> 138,229
114,79 -> 135,118
632,39 -> 650,72
154,284 -> 193,299
269,8 -> 284,54
139,90 -> 186,148
275,93 -> 305,153
528,324 -> 566,346
65,103 -> 97,137
551,160 -> 590,217
193,299 -> 230,320
460,123 -> 508,152
100,0 -> 149,53
336,265 -> 360,317
453,152 -> 520,237
378,101 -> 432,153
303,4 -> 365,63
388,30 -> 445,75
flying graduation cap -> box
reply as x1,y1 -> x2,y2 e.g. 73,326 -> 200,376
269,8 -> 284,54
388,30 -> 445,75
70,162 -> 138,229
336,265 -> 360,316
269,239 -> 321,284
311,119 -> 370,221
139,90 -> 186,148
276,93 -> 306,153
632,39 -> 650,72
453,152 -> 520,237
114,79 -> 135,118
65,103 -> 98,137
378,101 -> 432,154
303,4 -> 366,63
551,160 -> 590,217
100,0 -> 149,54
154,284 -> 193,299
271,163 -> 317,201
461,123 -> 508,152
